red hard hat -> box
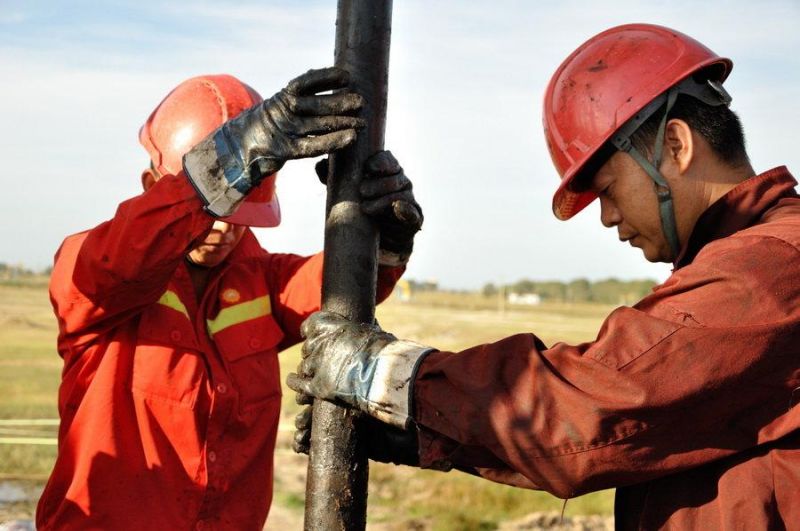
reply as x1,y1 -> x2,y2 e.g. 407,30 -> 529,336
139,74 -> 281,227
543,23 -> 732,220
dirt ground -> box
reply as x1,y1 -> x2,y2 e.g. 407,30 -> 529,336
268,428 -> 615,530
1,431 -> 613,531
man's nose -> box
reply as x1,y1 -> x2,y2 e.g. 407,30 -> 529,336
211,221 -> 239,242
211,221 -> 235,233
599,196 -> 622,228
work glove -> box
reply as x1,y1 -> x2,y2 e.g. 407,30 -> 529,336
183,67 -> 365,218
315,151 -> 423,266
286,311 -> 434,429
292,402 -> 420,467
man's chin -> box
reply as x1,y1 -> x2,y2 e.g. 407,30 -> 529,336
640,245 -> 671,264
187,249 -> 230,268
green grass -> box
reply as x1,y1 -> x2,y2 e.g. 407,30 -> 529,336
1,284 -> 617,528
0,285 -> 60,482
273,491 -> 306,511
367,463 -> 613,530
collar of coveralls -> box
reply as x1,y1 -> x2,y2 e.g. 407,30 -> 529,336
672,166 -> 797,269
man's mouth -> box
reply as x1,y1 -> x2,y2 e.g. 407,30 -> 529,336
199,242 -> 229,251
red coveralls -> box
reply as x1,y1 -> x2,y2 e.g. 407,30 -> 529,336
37,174 -> 403,530
413,167 -> 800,529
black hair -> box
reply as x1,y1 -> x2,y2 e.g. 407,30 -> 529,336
630,93 -> 750,168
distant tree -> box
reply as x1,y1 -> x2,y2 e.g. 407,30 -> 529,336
482,283 -> 498,297
474,277 -> 658,304
535,281 -> 566,301
566,278 -> 592,302
628,279 -> 658,300
511,279 -> 536,294
592,278 -> 623,304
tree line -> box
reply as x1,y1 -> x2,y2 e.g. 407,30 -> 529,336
482,278 -> 658,305
2,263 -> 657,305
0,262 -> 52,285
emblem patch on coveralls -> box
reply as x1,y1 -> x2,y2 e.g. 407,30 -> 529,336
221,288 -> 241,304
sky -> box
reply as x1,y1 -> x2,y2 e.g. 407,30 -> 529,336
1,0 -> 798,289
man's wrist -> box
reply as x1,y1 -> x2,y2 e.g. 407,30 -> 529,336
182,131 -> 254,218
362,340 -> 435,429
378,248 -> 412,267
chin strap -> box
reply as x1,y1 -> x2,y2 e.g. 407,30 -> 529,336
611,88 -> 681,257
609,77 -> 732,259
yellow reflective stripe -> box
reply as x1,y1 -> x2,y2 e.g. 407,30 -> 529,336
157,290 -> 189,319
207,295 -> 271,335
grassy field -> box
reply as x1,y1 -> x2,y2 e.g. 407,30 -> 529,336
0,284 -> 60,482
0,283 -> 616,529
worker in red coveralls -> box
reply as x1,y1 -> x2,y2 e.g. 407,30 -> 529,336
38,67 -> 423,530
289,25 -> 800,529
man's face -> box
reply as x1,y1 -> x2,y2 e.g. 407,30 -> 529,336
589,151 -> 673,263
186,220 -> 247,268
142,165 -> 248,268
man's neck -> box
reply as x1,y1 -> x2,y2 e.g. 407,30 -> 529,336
699,160 -> 757,211
185,259 -> 214,301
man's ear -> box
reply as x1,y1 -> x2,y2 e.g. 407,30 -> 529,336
664,118 -> 694,174
141,168 -> 158,191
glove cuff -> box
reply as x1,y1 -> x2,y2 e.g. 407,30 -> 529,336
182,130 -> 255,218
378,249 -> 411,267
363,340 -> 435,429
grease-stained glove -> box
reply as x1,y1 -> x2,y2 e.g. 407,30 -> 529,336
286,311 -> 434,429
315,150 -> 423,266
292,403 -> 420,466
183,67 -> 365,218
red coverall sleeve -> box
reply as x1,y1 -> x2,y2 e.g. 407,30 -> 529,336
50,175 -> 213,356
264,252 -> 405,350
412,234 -> 800,498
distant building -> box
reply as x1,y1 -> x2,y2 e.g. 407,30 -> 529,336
394,279 -> 412,302
508,292 -> 541,306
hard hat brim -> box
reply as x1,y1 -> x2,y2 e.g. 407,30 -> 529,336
221,195 -> 281,227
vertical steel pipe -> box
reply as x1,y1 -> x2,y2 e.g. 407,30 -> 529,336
303,1 -> 393,529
